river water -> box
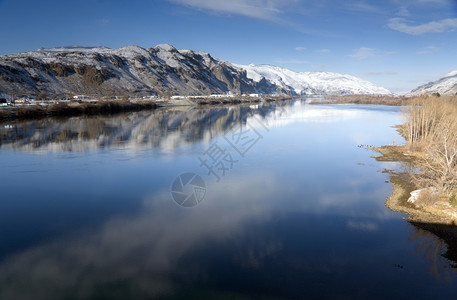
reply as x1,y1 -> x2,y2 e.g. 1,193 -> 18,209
0,100 -> 456,299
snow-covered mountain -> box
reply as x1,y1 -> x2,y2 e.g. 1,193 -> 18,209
0,44 -> 390,98
408,71 -> 457,96
0,44 -> 273,97
235,64 -> 391,95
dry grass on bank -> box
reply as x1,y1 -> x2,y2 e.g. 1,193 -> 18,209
311,95 -> 408,106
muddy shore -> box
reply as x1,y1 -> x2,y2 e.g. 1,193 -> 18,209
370,145 -> 457,225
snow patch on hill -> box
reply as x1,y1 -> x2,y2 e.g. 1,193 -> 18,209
234,64 -> 391,95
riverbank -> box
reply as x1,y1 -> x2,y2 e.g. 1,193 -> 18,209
0,95 -> 295,120
0,100 -> 157,119
309,95 -> 407,106
193,95 -> 293,105
370,145 -> 457,225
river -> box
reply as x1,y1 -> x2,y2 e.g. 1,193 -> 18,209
0,100 -> 455,299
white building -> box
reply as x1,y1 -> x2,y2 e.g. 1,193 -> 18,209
73,95 -> 90,100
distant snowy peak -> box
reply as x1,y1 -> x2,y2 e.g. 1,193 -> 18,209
409,71 -> 457,96
444,70 -> 457,77
234,64 -> 391,95
153,44 -> 178,52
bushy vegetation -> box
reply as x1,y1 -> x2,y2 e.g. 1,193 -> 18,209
450,192 -> 457,207
315,95 -> 407,106
401,95 -> 457,199
0,100 -> 156,119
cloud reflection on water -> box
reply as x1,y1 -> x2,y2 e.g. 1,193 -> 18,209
1,102 -> 453,298
0,173 -> 279,299
0,167 -> 402,299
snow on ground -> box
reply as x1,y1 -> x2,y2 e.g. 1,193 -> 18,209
408,189 -> 425,204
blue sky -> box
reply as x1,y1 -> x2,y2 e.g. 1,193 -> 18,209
0,0 -> 456,93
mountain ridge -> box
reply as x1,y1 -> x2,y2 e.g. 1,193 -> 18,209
0,44 -> 391,98
408,71 -> 457,96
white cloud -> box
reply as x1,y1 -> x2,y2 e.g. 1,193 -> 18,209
312,64 -> 328,69
317,49 -> 330,53
349,47 -> 376,59
276,59 -> 309,64
347,2 -> 383,13
347,220 -> 378,231
167,0 -> 296,20
387,17 -> 457,35
417,0 -> 446,3
363,71 -> 398,76
397,6 -> 410,17
295,46 -> 306,51
416,46 -> 438,54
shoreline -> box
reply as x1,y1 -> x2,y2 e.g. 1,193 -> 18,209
309,95 -> 407,106
0,96 -> 296,120
370,145 -> 457,225
0,100 -> 157,120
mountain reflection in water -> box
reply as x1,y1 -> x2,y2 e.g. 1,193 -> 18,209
0,104 -> 283,153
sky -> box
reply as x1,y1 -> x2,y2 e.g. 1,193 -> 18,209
0,0 -> 456,94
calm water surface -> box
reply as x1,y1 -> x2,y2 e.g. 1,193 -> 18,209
0,100 -> 456,299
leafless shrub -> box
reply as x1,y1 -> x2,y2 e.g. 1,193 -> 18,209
415,189 -> 438,207
403,95 -> 457,196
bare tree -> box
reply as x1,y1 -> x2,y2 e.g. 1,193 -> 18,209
404,96 -> 457,197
